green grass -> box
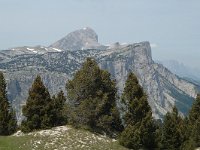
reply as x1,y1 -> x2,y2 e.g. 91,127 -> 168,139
0,135 -> 33,150
0,126 -> 127,150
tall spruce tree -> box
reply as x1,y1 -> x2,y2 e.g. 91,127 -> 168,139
7,108 -> 17,135
182,94 -> 200,149
0,72 -> 17,135
160,107 -> 184,150
50,90 -> 67,126
119,72 -> 156,149
189,94 -> 200,125
66,58 -> 123,137
21,75 -> 53,132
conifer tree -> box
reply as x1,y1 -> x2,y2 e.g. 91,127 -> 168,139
0,72 -> 17,135
50,90 -> 67,126
119,72 -> 156,149
66,58 -> 123,137
21,75 -> 53,132
182,94 -> 200,148
189,94 -> 200,125
7,108 -> 17,135
160,107 -> 184,150
190,117 -> 200,147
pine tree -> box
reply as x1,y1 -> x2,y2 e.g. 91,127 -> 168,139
189,94 -> 200,124
7,108 -> 18,135
66,58 -> 123,137
119,72 -> 156,149
160,107 -> 184,150
50,90 -> 67,126
0,72 -> 17,135
182,94 -> 200,148
191,117 -> 200,147
21,75 -> 53,132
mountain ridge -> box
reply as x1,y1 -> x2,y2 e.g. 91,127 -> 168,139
158,59 -> 200,82
0,27 -> 198,121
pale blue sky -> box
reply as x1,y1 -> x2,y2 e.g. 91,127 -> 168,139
0,0 -> 200,68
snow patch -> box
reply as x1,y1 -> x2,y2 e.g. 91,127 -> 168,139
27,48 -> 34,51
121,42 -> 128,45
27,48 -> 37,53
52,48 -> 62,52
105,44 -> 111,47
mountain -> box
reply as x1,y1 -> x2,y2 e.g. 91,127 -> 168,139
158,60 -> 200,82
50,27 -> 107,51
0,28 -> 199,121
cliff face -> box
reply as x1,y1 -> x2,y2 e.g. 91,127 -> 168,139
0,28 -> 198,121
0,41 -> 198,121
98,42 -> 197,118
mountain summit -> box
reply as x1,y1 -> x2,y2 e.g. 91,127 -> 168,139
50,27 -> 106,51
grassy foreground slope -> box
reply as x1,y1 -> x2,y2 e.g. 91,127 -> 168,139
0,126 -> 127,150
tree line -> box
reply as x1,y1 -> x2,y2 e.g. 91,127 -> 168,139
0,58 -> 200,149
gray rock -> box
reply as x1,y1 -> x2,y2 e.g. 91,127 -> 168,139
50,27 -> 107,51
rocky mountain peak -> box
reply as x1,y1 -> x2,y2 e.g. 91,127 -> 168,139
81,27 -> 98,41
50,27 -> 106,51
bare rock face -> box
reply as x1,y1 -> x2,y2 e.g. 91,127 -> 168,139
98,42 -> 198,118
50,27 -> 106,51
0,28 -> 199,121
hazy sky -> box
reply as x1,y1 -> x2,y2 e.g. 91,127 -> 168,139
0,0 -> 200,69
